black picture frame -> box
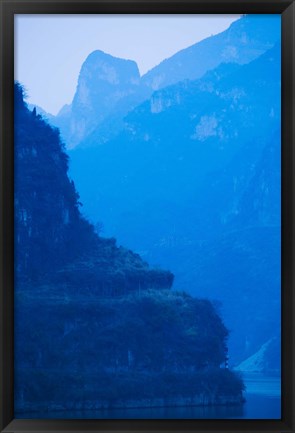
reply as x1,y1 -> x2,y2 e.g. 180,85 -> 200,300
0,1 -> 294,432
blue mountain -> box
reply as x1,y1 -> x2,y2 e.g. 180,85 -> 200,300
54,50 -> 148,149
142,14 -> 280,90
68,43 -> 281,366
52,14 -> 280,150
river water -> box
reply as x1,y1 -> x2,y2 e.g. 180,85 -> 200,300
19,372 -> 281,419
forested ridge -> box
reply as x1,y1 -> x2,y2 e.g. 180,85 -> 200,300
14,82 -> 244,414
14,82 -> 173,293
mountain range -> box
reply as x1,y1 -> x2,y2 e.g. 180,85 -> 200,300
49,14 -> 280,150
29,14 -> 281,369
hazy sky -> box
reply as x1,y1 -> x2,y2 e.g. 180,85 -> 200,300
15,14 -> 240,115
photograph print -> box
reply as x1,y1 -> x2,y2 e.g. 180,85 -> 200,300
14,13 -> 281,419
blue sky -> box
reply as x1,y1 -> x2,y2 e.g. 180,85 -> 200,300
15,14 -> 240,115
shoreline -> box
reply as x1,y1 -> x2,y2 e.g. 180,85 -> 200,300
15,394 -> 245,415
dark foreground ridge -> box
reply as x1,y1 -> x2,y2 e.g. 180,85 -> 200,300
14,83 -> 244,415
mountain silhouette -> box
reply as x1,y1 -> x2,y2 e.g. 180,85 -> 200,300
51,14 -> 280,150
54,50 -> 148,149
142,14 -> 280,90
68,43 -> 281,366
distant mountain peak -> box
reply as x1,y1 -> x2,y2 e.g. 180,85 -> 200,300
86,49 -> 137,63
55,49 -> 142,148
79,49 -> 140,87
53,14 -> 280,150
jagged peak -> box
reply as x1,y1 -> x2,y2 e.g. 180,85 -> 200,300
80,49 -> 140,82
85,49 -> 138,67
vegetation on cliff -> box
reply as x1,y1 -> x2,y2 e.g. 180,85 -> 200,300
14,82 -> 244,414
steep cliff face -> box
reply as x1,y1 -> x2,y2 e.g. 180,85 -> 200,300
14,82 -> 173,292
54,50 -> 147,149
